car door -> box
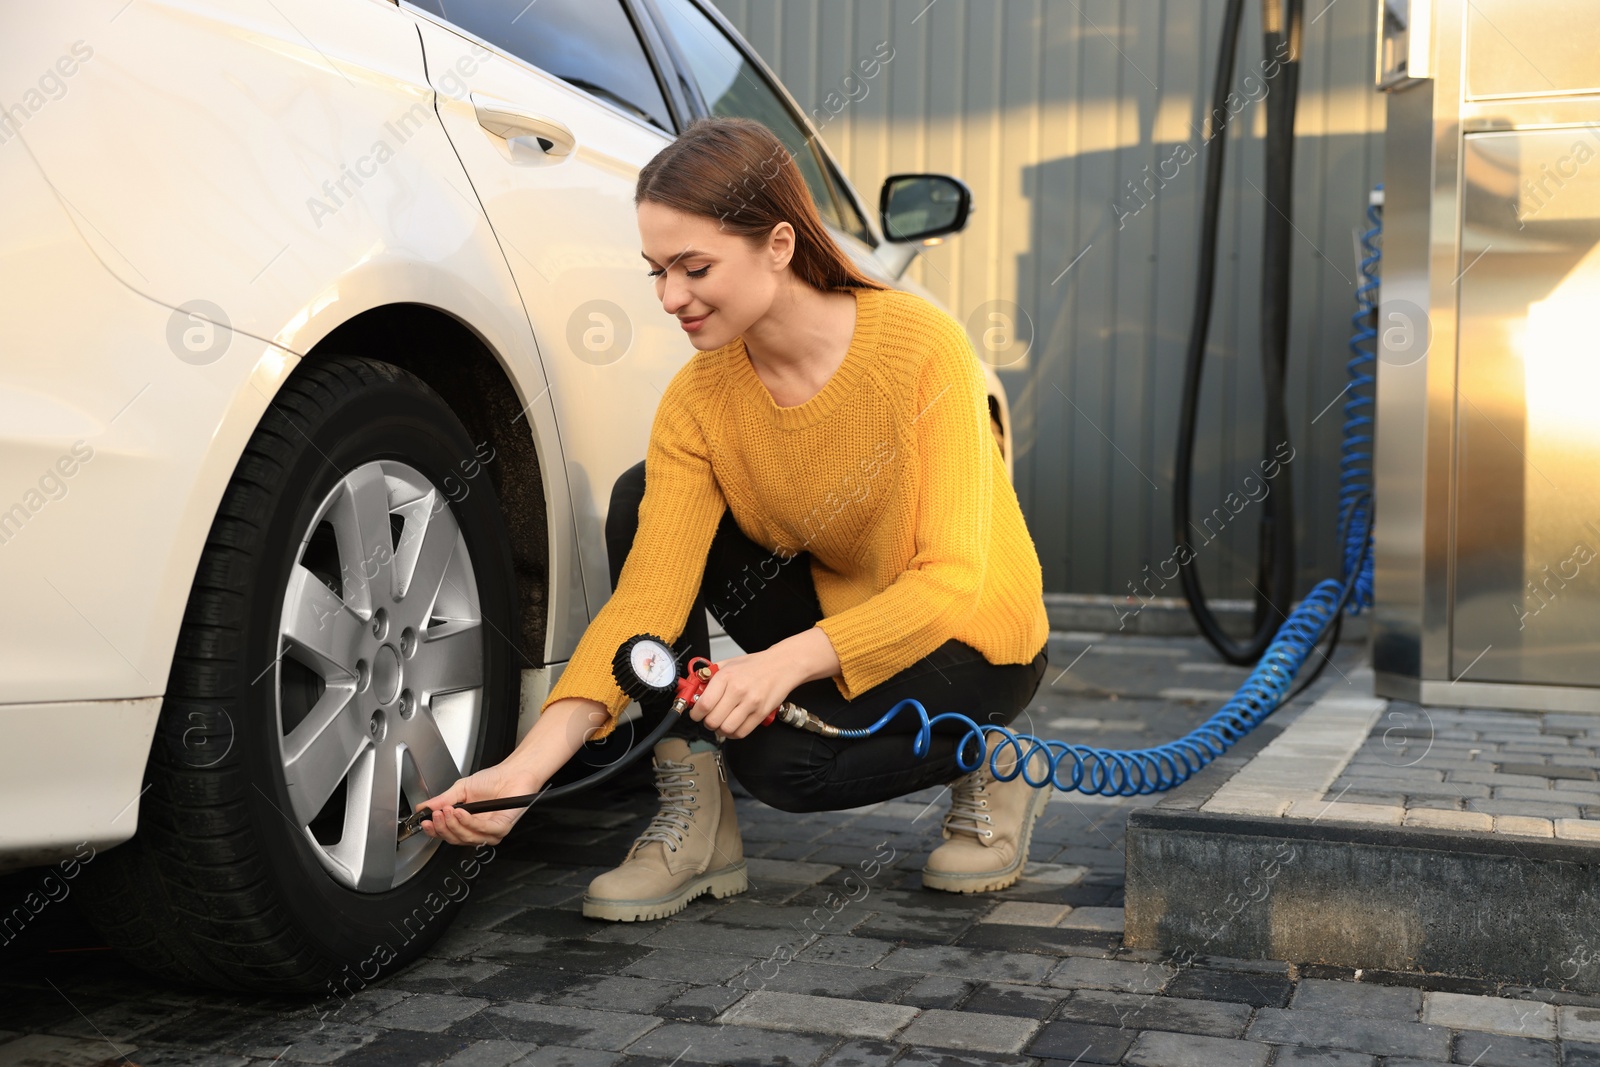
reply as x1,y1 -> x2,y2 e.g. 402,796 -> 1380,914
404,0 -> 689,631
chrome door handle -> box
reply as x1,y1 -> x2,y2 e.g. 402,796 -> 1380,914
470,92 -> 575,155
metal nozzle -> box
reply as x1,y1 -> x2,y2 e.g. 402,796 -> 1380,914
775,702 -> 840,737
397,808 -> 430,842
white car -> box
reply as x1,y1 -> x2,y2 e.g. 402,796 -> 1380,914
0,0 -> 1009,989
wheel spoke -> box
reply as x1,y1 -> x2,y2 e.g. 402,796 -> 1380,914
343,742 -> 400,892
281,565 -> 364,681
407,619 -> 484,699
282,686 -> 365,824
331,463 -> 395,616
393,495 -> 460,614
399,708 -> 465,802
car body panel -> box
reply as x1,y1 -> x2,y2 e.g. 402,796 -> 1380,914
0,140 -> 301,704
0,698 -> 159,873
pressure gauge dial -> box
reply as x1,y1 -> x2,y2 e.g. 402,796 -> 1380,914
612,633 -> 680,702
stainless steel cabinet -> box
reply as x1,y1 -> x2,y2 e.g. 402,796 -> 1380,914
1374,0 -> 1600,708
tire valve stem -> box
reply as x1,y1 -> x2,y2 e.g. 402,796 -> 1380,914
397,810 -> 429,842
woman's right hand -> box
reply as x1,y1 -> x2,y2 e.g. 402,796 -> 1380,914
414,696 -> 612,847
414,758 -> 539,847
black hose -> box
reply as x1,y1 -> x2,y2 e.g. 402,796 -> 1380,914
1255,0 -> 1304,640
535,704 -> 678,800
1172,0 -> 1305,665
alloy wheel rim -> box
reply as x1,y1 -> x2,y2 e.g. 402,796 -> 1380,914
274,459 -> 484,891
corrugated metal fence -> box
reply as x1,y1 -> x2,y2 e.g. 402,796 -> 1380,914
716,0 -> 1385,604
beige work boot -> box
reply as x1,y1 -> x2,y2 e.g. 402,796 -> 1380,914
582,738 -> 747,921
921,734 -> 1052,893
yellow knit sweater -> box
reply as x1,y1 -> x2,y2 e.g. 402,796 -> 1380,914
543,285 -> 1050,738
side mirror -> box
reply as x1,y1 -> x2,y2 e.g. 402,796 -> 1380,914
879,174 -> 973,243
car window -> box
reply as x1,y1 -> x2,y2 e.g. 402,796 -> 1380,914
652,0 -> 842,230
824,156 -> 874,246
414,0 -> 674,133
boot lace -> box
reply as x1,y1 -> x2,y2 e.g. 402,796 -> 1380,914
631,758 -> 698,854
942,766 -> 995,840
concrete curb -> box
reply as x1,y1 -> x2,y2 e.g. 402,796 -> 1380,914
1125,805 -> 1600,992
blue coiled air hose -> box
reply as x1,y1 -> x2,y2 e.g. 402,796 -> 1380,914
1342,188 -> 1381,610
833,191 -> 1383,797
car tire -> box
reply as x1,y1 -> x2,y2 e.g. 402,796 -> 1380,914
76,354 -> 521,993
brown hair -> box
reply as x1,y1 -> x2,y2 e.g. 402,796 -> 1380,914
636,116 -> 891,293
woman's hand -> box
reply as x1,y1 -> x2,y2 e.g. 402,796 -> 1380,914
414,696 -> 610,846
414,758 -> 537,847
691,647 -> 796,739
693,627 -> 842,739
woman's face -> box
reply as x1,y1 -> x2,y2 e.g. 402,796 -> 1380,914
638,200 -> 789,351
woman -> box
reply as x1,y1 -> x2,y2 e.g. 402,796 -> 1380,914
417,116 -> 1051,922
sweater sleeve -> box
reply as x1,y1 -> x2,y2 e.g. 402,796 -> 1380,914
814,322 -> 995,699
540,377 -> 727,738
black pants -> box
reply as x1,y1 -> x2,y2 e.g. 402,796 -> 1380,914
606,460 -> 1047,814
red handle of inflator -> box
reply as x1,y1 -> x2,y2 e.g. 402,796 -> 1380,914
675,657 -> 715,706
676,656 -> 781,727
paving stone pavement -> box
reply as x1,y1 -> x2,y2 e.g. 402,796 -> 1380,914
7,632 -> 1600,1066
1331,705 -> 1600,838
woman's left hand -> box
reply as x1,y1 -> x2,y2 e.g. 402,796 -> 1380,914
691,647 -> 801,739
